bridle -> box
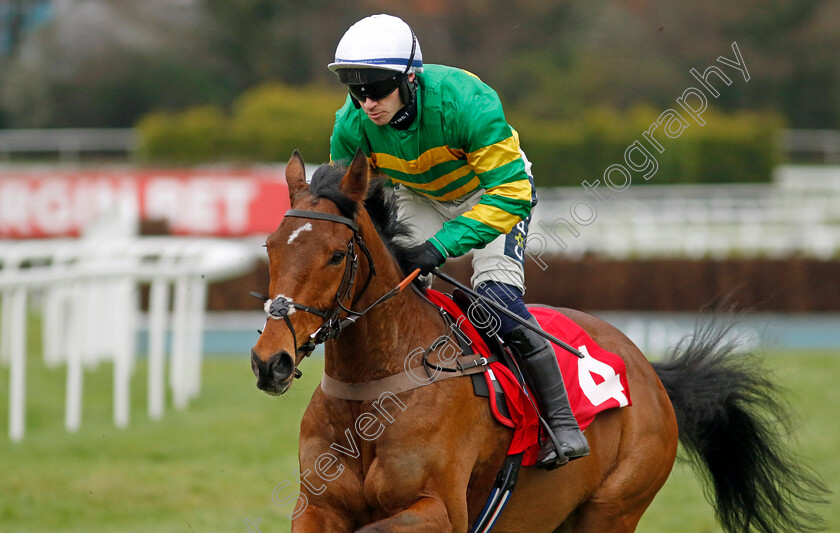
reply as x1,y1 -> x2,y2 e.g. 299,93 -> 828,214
252,209 -> 374,357
252,208 -> 417,363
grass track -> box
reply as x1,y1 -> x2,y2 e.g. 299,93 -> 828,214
1,349 -> 837,532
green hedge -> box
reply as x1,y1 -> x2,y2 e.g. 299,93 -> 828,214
137,86 -> 782,185
511,105 -> 783,186
227,84 -> 343,163
137,106 -> 229,163
136,83 -> 345,164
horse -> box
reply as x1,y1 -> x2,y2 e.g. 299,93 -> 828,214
250,150 -> 826,532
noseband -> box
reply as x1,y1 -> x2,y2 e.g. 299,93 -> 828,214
252,209 -> 378,357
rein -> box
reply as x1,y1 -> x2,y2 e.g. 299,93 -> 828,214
253,209 -> 418,361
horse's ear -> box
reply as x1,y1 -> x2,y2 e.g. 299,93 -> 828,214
285,150 -> 309,202
339,148 -> 370,203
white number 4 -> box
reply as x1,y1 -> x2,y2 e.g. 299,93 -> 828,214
576,345 -> 629,407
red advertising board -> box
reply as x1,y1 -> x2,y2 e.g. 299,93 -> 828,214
0,168 -> 291,238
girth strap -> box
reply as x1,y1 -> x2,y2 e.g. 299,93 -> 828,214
320,353 -> 498,401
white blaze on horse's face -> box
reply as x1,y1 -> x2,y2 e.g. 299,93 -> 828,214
286,222 -> 313,244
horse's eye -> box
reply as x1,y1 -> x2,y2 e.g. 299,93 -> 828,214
329,251 -> 346,265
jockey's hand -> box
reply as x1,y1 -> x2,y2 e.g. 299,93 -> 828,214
401,240 -> 446,276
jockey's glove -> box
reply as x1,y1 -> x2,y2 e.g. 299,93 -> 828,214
401,240 -> 446,276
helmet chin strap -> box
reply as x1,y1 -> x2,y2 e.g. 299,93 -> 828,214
403,30 -> 417,76
389,81 -> 418,130
388,29 -> 419,128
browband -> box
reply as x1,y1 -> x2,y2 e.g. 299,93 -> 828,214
284,209 -> 358,232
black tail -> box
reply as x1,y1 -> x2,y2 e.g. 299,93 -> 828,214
652,318 -> 829,533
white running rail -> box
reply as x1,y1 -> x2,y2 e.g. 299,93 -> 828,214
0,236 -> 257,441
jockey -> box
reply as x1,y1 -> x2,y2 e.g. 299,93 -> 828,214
328,14 -> 588,469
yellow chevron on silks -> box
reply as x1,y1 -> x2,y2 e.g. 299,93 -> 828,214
435,176 -> 481,201
372,145 -> 466,175
467,135 -> 522,175
462,203 -> 522,233
486,179 -> 532,203
390,165 -> 473,193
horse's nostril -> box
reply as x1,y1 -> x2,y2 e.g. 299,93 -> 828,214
269,351 -> 294,382
251,355 -> 259,377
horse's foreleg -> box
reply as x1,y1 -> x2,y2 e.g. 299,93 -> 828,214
292,503 -> 354,533
355,495 -> 458,533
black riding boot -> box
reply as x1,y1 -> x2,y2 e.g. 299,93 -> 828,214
504,319 -> 590,469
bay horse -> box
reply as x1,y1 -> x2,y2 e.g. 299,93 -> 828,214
251,151 -> 826,532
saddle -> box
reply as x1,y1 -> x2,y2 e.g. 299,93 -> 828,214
424,288 -> 632,466
449,288 -> 518,422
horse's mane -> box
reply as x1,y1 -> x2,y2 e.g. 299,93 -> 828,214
309,162 -> 415,274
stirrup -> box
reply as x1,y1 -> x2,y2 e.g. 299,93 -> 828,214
536,429 -> 569,470
535,418 -> 589,470
536,441 -> 589,470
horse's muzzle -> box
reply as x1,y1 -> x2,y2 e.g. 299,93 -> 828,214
251,349 -> 295,395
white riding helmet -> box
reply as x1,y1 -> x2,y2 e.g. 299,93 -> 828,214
328,14 -> 423,75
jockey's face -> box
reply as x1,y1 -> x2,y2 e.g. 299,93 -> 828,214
359,73 -> 415,126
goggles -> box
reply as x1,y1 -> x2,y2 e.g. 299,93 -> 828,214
347,75 -> 403,102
